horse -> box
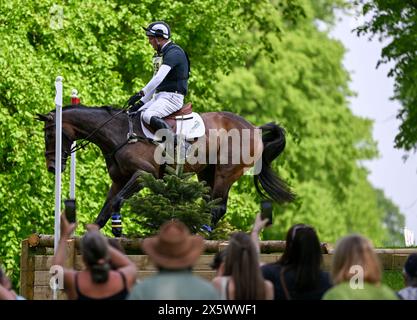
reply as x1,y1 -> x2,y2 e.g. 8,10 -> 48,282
37,104 -> 294,236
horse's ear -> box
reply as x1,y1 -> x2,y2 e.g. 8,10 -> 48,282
35,113 -> 53,122
35,113 -> 48,121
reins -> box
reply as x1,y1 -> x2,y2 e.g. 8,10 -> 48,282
45,104 -> 158,161
44,104 -> 129,160
69,106 -> 129,155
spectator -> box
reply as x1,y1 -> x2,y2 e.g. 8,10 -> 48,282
261,224 -> 332,300
107,238 -> 127,270
0,267 -> 25,300
250,212 -> 269,259
128,220 -> 220,300
212,231 -> 274,300
52,213 -> 137,300
397,253 -> 417,300
108,238 -> 126,254
323,234 -> 398,300
210,249 -> 227,277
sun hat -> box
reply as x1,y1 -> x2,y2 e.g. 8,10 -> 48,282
142,220 -> 204,269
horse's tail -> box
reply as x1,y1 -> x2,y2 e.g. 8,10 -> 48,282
254,122 -> 295,203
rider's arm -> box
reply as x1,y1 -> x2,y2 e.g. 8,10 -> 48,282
140,64 -> 172,103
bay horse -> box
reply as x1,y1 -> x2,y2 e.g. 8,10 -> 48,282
37,105 -> 294,236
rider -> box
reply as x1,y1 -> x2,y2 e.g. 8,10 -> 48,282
127,21 -> 191,152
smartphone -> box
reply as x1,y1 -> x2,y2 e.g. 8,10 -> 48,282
260,200 -> 273,226
64,199 -> 76,223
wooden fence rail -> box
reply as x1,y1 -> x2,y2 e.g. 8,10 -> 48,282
20,234 -> 417,300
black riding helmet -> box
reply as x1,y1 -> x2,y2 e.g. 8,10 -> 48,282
143,21 -> 171,39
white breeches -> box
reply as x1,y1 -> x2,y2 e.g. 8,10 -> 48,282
142,92 -> 184,124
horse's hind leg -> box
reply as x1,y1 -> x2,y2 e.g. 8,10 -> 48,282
110,170 -> 145,237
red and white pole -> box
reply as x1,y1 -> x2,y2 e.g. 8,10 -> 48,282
71,89 -> 80,105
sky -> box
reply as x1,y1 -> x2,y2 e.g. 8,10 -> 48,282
330,12 -> 417,239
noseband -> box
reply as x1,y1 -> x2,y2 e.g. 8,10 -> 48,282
44,122 -> 73,159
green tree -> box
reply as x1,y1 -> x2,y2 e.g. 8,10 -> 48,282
354,0 -> 417,151
0,0 -> 306,284
124,166 -> 216,237
217,0 -> 405,245
374,188 -> 405,247
0,0 -> 407,288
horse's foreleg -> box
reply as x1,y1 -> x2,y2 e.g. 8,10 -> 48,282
110,170 -> 145,237
210,187 -> 231,227
210,166 -> 243,227
95,182 -> 123,228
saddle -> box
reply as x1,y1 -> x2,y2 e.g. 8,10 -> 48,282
128,102 -> 205,142
143,102 -> 193,134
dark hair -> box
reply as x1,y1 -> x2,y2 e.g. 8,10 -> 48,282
81,231 -> 111,283
279,224 -> 322,291
224,232 -> 266,299
405,253 -> 417,278
210,250 -> 227,270
404,253 -> 417,287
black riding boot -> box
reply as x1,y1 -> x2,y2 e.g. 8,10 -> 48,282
150,116 -> 173,133
150,116 -> 191,155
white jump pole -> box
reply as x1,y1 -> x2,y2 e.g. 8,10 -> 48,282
54,76 -> 63,254
70,144 -> 76,199
70,89 -> 78,200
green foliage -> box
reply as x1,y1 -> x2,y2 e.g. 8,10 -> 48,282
207,219 -> 240,241
0,0 -> 305,285
216,0 -> 406,246
355,0 -> 417,151
0,0 -> 408,289
374,189 -> 406,247
382,270 -> 404,292
124,166 -> 216,236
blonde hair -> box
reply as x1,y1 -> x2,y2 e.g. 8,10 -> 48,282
331,234 -> 381,285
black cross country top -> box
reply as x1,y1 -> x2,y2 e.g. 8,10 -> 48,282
153,42 -> 190,96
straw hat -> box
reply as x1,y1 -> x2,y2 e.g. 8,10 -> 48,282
142,220 -> 204,269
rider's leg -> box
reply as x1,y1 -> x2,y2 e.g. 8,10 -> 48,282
142,92 -> 184,124
127,99 -> 153,141
142,92 -> 191,152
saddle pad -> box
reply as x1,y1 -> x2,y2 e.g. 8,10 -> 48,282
141,112 -> 205,141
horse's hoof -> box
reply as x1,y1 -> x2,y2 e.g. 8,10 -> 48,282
201,224 -> 213,233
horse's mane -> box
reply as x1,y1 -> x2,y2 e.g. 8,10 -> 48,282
60,104 -> 121,115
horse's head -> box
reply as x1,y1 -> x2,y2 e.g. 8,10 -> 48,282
36,112 -> 74,174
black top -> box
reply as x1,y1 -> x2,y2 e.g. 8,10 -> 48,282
261,263 -> 332,300
156,42 -> 190,95
75,271 -> 129,300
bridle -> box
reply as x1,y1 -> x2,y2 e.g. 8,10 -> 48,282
43,122 -> 74,160
43,105 -> 152,161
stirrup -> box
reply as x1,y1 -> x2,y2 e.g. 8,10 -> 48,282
176,140 -> 193,160
127,132 -> 138,143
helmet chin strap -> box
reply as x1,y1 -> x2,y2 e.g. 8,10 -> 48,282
155,37 -> 162,53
